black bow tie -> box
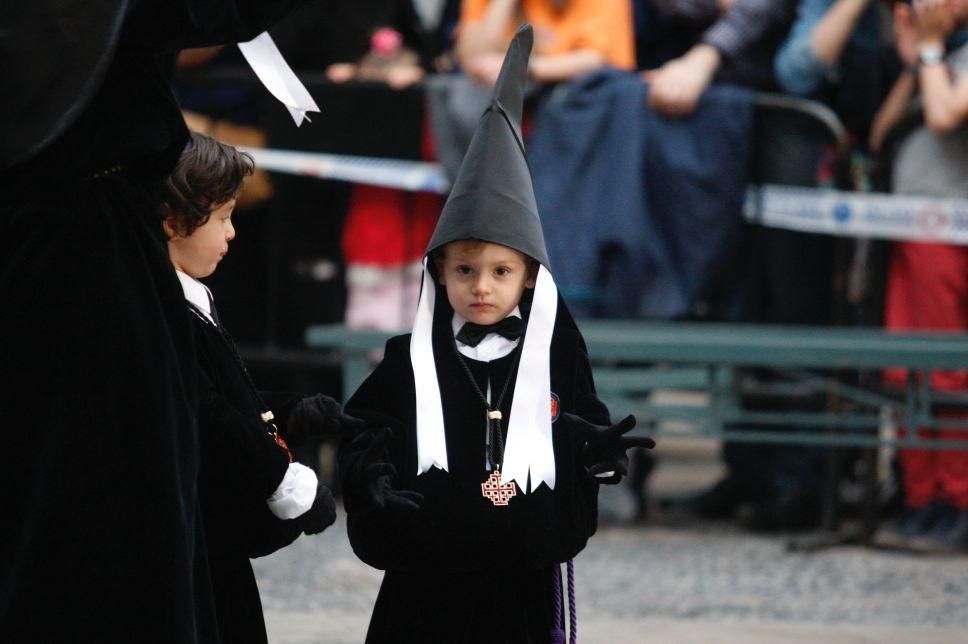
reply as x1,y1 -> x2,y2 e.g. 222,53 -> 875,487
456,316 -> 524,347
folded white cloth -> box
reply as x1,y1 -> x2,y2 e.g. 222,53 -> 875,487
238,32 -> 319,126
266,462 -> 318,519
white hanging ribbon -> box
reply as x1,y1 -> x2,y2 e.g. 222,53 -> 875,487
237,32 -> 319,126
411,261 -> 559,491
501,266 -> 558,492
412,259 -> 449,474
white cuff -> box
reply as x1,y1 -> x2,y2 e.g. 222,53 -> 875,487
266,462 -> 318,519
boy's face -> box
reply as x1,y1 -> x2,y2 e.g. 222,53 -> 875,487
437,241 -> 536,325
165,200 -> 236,278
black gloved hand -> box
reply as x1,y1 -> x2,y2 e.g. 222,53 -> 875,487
287,394 -> 365,444
348,427 -> 424,512
567,414 -> 655,485
299,484 -> 337,535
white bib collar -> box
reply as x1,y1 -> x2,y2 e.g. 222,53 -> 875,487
175,270 -> 216,325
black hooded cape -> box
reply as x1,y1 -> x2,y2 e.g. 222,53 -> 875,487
339,291 -> 610,643
0,1 -> 310,640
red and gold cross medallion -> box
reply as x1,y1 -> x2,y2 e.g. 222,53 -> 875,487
481,470 -> 517,506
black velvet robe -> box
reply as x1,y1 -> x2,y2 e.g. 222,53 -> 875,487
340,301 -> 610,644
192,309 -> 307,643
0,2 -> 309,640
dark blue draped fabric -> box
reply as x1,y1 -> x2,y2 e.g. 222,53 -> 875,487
530,68 -> 755,319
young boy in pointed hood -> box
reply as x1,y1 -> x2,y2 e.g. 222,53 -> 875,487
338,25 -> 654,643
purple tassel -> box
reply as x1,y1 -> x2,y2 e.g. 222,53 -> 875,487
551,561 -> 577,644
551,563 -> 564,641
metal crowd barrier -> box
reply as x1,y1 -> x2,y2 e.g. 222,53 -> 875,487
305,321 -> 968,450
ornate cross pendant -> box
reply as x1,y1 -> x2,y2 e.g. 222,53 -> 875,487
481,470 -> 517,506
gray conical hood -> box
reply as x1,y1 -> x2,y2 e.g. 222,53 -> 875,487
426,24 -> 549,268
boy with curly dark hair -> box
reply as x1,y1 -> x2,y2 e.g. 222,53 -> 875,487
159,131 -> 359,643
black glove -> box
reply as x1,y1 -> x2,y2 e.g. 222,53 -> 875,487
348,427 -> 424,512
567,414 -> 655,484
299,484 -> 337,535
287,394 -> 365,444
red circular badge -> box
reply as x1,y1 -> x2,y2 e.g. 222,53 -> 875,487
550,392 -> 561,423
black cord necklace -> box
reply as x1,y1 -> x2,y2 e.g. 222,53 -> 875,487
187,302 -> 293,461
450,325 -> 525,514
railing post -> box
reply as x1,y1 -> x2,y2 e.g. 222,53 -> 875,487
706,364 -> 719,438
343,352 -> 371,404
904,370 -> 918,448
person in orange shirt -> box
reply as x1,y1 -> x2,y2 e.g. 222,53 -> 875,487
456,0 -> 636,86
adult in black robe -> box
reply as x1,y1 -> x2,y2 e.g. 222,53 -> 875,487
339,291 -> 611,644
0,2 -> 314,640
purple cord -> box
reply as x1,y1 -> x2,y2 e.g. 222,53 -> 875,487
567,559 -> 577,644
551,564 -> 565,643
551,560 -> 577,644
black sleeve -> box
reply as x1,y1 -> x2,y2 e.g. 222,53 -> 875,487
242,505 -> 304,558
197,365 -> 291,502
339,426 -> 433,571
120,0 -> 316,51
201,467 -> 305,560
197,364 -> 308,557
338,337 -> 425,569
529,337 -> 607,567
570,335 -> 611,526
341,336 -> 415,475
573,335 -> 612,428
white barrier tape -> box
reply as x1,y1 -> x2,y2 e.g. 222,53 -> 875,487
239,146 -> 451,194
242,146 -> 968,246
746,184 -> 968,245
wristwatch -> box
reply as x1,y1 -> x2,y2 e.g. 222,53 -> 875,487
919,43 -> 945,66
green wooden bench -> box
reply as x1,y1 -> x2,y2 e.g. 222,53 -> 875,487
305,321 -> 968,451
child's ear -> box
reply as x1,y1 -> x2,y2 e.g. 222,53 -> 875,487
161,217 -> 179,240
525,261 -> 538,289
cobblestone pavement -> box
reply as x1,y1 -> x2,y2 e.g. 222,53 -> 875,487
255,507 -> 968,644
256,439 -> 968,643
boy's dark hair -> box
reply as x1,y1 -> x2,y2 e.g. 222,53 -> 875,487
158,132 -> 254,236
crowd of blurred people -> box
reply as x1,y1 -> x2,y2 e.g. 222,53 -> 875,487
174,0 -> 968,553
